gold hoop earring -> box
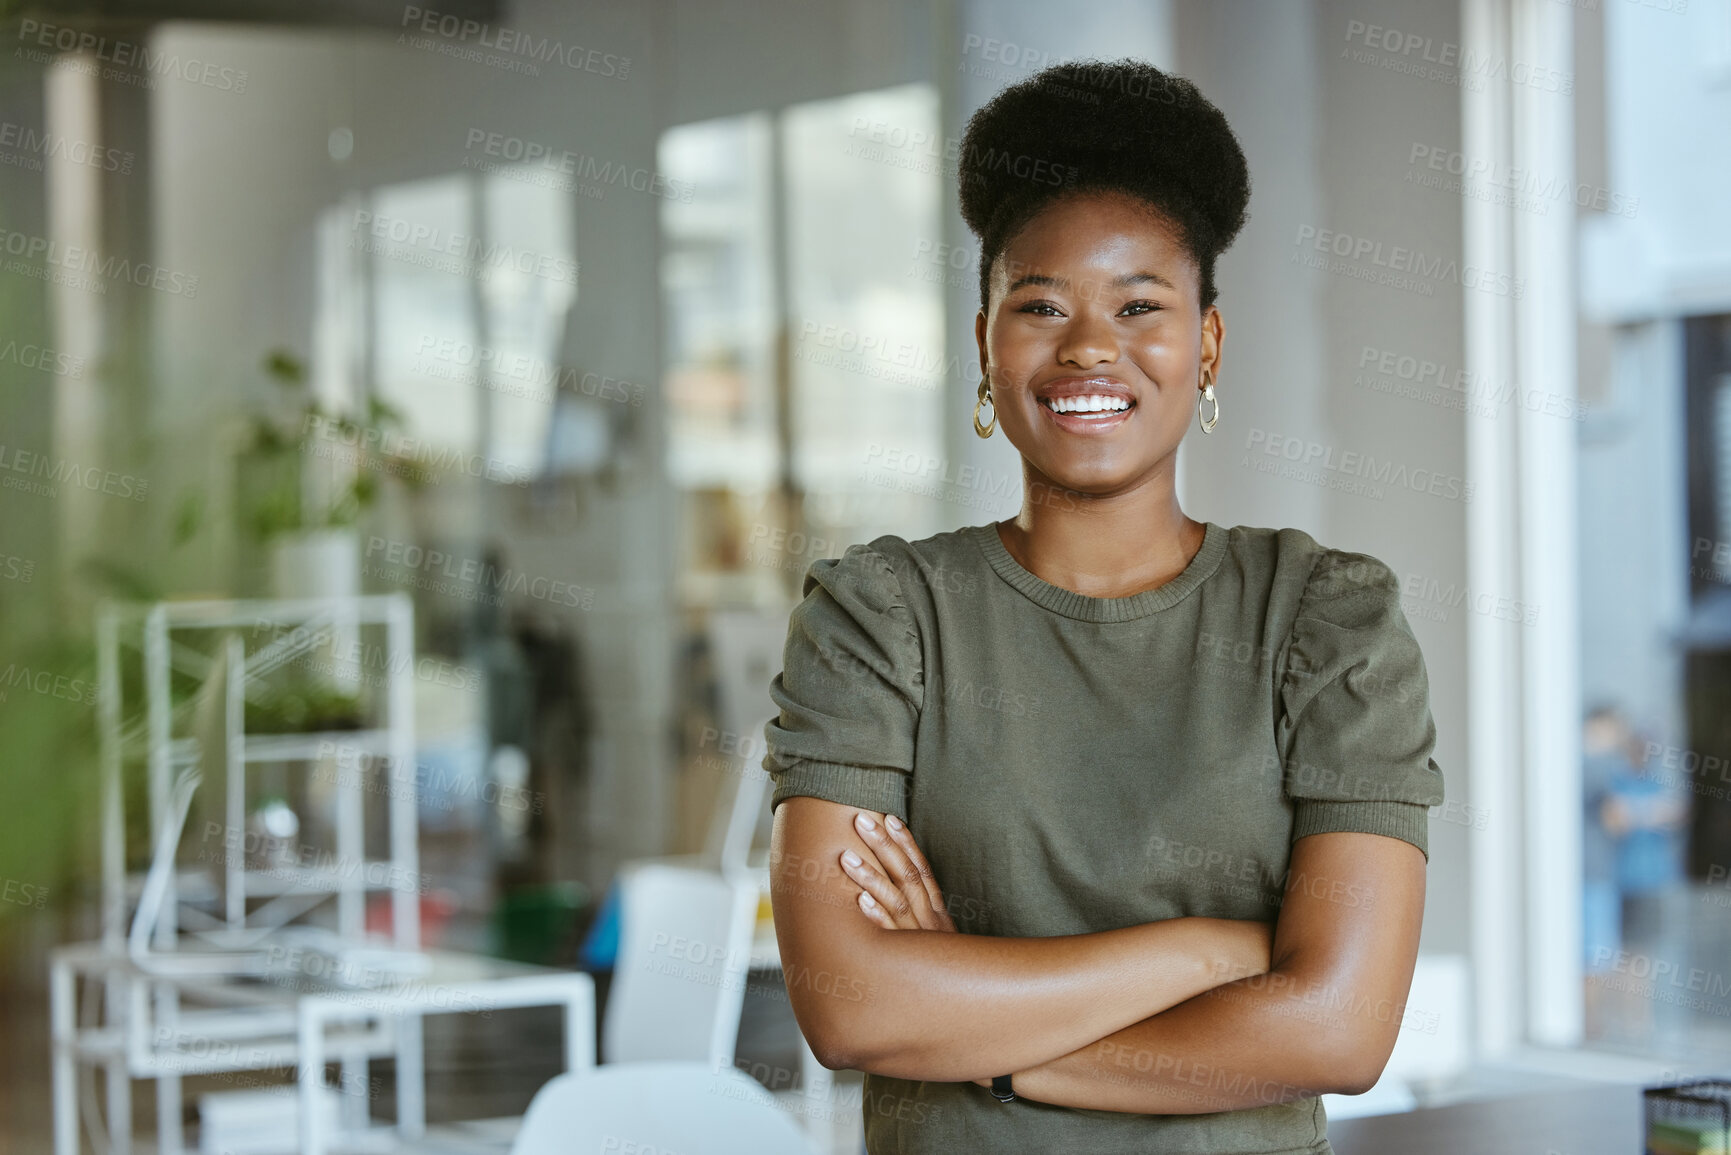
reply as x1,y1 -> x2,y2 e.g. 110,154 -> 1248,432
1197,374 -> 1219,434
974,374 -> 997,439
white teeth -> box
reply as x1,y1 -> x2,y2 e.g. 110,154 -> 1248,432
1045,394 -> 1130,414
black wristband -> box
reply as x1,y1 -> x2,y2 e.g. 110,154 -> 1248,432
991,1073 -> 1016,1103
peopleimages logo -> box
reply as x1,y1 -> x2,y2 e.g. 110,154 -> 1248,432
399,6 -> 631,79
1406,143 -> 1638,219
794,320 -> 976,392
845,118 -> 1079,187
413,335 -> 645,407
462,129 -> 691,203
1293,225 -> 1523,299
0,444 -> 149,501
302,414 -> 532,486
0,226 -> 199,297
349,209 -> 577,286
1243,428 -> 1473,504
0,663 -> 100,706
1356,344 -> 1586,422
364,536 -> 595,610
16,19 -> 250,92
1340,19 -> 1572,95
314,740 -> 543,816
0,338 -> 83,378
0,121 -> 135,174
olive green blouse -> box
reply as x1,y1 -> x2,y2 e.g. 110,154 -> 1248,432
762,520 -> 1445,1155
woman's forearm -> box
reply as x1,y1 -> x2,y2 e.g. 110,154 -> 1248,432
806,916 -> 1269,1082
771,797 -> 1268,1082
1005,966 -> 1378,1113
1002,832 -> 1428,1114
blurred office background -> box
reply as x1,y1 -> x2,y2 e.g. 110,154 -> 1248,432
1,0 -> 1730,1151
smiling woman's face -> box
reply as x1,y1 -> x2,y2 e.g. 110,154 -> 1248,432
976,190 -> 1222,498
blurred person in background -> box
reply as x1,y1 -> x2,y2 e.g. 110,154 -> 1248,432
1583,704 -> 1688,1038
1593,708 -> 1686,951
1582,704 -> 1629,1030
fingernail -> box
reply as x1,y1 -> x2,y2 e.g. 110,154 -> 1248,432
886,814 -> 903,831
859,892 -> 876,907
855,813 -> 876,832
842,850 -> 862,867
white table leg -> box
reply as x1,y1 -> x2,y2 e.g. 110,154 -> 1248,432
106,1056 -> 131,1155
155,982 -> 184,1155
339,1049 -> 367,1133
105,971 -> 131,1155
395,1011 -> 425,1138
51,959 -> 78,1155
563,980 -> 595,1073
299,1002 -> 327,1155
156,1073 -> 183,1155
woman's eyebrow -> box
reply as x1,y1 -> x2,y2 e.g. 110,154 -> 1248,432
1006,270 -> 1178,293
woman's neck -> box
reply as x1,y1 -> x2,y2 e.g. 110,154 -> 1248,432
997,464 -> 1205,599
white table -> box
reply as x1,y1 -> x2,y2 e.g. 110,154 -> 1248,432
50,942 -> 595,1155
296,951 -> 595,1155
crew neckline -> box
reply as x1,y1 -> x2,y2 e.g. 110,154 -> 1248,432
967,519 -> 1228,623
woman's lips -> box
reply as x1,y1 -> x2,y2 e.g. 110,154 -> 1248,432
1037,396 -> 1135,434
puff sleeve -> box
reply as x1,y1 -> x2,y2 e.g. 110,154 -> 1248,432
1277,549 -> 1446,858
762,544 -> 924,819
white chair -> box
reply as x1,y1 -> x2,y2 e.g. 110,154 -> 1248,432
702,609 -> 837,1136
509,1061 -> 817,1155
602,863 -> 760,1066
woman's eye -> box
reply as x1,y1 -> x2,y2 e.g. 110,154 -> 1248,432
1014,300 -> 1161,317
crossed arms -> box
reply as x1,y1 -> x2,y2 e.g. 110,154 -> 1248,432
768,796 -> 1426,1113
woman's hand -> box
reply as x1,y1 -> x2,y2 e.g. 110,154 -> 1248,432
838,810 -> 957,932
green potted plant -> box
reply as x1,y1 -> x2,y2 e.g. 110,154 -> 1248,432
235,349 -> 428,731
237,348 -> 426,597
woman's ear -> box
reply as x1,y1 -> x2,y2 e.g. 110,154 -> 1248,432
1200,305 -> 1225,386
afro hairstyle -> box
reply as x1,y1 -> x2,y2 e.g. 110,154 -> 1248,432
957,57 -> 1250,312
